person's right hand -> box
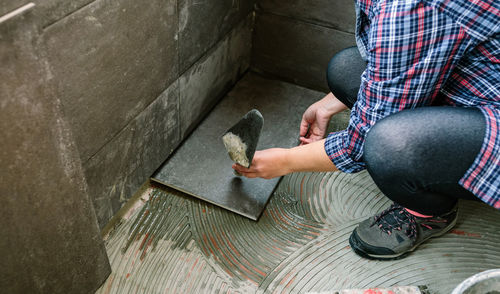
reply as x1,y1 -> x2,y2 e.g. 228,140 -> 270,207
299,92 -> 348,145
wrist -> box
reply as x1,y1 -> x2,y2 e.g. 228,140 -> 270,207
286,140 -> 337,173
282,148 -> 295,174
321,92 -> 348,115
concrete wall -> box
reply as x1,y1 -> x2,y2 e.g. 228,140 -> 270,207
2,0 -> 356,249
35,0 -> 254,228
0,3 -> 110,293
252,0 -> 357,92
3,0 -> 253,230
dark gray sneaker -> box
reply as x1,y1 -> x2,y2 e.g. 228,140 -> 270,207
349,203 -> 458,260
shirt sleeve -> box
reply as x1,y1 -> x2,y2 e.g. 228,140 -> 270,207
325,0 -> 469,173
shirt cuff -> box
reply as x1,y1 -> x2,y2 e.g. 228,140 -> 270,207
324,130 -> 366,173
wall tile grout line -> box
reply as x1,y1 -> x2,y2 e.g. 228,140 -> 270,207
256,10 -> 355,35
82,80 -> 179,166
83,12 -> 253,166
177,11 -> 254,78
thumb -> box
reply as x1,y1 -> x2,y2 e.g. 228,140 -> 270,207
299,118 -> 310,137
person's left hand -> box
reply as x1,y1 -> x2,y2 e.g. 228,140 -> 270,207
232,148 -> 290,179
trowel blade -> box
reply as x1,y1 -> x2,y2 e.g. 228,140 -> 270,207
222,109 -> 264,168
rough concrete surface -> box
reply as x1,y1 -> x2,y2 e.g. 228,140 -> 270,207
39,0 -> 254,229
97,170 -> 500,293
178,0 -> 254,73
43,0 -> 178,162
252,13 -> 356,92
84,81 -> 180,228
36,0 -> 96,27
257,0 -> 356,33
0,0 -> 26,17
0,11 -> 110,293
179,14 -> 253,138
1,1 -> 98,28
86,13 -> 253,229
153,73 -> 323,220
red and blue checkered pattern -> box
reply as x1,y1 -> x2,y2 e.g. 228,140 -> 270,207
325,0 -> 500,208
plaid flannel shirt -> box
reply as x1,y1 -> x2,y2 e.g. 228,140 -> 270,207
325,0 -> 500,208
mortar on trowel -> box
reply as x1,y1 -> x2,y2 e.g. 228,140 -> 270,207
222,109 -> 264,175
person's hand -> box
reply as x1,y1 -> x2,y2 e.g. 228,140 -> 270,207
232,140 -> 338,179
299,92 -> 348,145
232,148 -> 290,179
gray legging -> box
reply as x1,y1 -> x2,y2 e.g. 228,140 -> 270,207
327,46 -> 485,215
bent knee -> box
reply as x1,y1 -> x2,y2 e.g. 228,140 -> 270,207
326,46 -> 365,108
364,113 -> 419,175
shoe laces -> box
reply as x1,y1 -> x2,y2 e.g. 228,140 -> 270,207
373,203 -> 417,239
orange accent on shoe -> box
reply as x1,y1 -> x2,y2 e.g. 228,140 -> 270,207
404,208 -> 433,218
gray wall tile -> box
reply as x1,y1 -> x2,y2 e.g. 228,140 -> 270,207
84,81 -> 180,228
36,0 -> 96,27
178,0 -> 254,73
2,1 -> 97,27
257,0 -> 356,33
43,0 -> 178,162
180,14 -> 253,138
252,13 -> 356,92
92,197 -> 114,228
0,1 -> 28,17
0,12 -> 110,293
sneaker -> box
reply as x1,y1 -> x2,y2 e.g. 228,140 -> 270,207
349,203 -> 458,260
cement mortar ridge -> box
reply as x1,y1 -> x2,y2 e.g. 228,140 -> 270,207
97,170 -> 500,293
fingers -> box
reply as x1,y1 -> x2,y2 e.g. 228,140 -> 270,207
232,163 -> 272,179
299,134 -> 323,145
299,137 -> 312,145
232,163 -> 249,172
232,163 -> 256,178
299,118 -> 310,137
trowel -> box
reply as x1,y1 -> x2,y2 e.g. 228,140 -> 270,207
222,109 -> 264,172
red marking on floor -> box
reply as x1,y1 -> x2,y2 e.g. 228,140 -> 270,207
139,233 -> 149,250
140,236 -> 154,260
104,275 -> 114,294
280,269 -> 295,286
222,232 -> 241,257
363,289 -> 383,294
275,208 -> 291,226
268,208 -> 290,232
284,274 -> 296,292
450,229 -> 481,238
213,232 -> 260,281
221,231 -> 267,277
126,273 -> 130,279
202,233 -> 216,258
187,257 -> 199,278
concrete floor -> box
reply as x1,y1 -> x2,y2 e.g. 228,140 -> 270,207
96,75 -> 500,294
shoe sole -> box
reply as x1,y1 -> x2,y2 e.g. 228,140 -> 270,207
349,214 -> 458,261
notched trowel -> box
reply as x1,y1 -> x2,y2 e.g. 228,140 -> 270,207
222,109 -> 264,174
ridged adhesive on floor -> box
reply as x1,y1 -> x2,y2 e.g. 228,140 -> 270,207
97,171 -> 500,294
